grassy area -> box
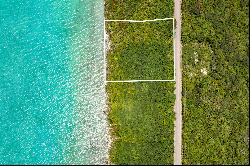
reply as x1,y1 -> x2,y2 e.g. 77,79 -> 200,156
105,0 -> 175,164
106,21 -> 174,80
107,83 -> 175,164
182,0 -> 249,164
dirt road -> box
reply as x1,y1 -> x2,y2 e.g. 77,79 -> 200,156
174,0 -> 182,165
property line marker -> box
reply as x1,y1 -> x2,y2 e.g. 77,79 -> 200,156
104,18 -> 175,83
106,80 -> 175,83
105,17 -> 174,22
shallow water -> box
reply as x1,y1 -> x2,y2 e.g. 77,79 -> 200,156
0,0 -> 108,164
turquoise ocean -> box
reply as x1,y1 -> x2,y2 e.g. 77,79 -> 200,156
0,0 -> 109,164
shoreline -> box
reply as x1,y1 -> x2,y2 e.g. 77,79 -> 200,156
104,27 -> 113,165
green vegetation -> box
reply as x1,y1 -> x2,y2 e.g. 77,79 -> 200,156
105,0 -> 173,20
105,0 -> 175,164
182,0 -> 249,164
107,83 -> 175,164
106,21 -> 174,80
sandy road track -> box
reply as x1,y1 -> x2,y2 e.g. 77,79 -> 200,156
174,0 -> 182,165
